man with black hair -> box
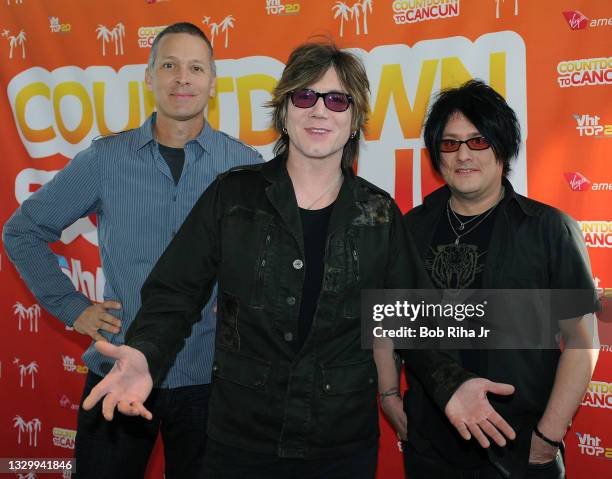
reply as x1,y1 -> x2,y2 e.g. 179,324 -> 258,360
379,80 -> 599,478
3,22 -> 261,479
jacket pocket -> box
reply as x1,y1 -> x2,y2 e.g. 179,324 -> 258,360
212,348 -> 271,391
314,358 -> 378,447
320,358 -> 377,395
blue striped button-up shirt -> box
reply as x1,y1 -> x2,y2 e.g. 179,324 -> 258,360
3,113 -> 263,387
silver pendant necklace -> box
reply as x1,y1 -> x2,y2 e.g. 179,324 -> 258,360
446,188 -> 505,245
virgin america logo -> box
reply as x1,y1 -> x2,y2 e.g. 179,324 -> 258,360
564,172 -> 591,191
562,11 -> 588,30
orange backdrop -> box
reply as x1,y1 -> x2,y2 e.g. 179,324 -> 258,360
1,0 -> 610,477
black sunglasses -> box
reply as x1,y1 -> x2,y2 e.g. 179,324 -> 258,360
289,89 -> 353,112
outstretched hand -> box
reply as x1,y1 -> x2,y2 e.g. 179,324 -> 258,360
82,341 -> 154,421
445,378 -> 516,448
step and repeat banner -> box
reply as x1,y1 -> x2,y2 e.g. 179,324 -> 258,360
0,0 -> 610,477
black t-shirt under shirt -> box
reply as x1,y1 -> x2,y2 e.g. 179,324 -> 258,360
158,144 -> 185,185
423,202 -> 499,466
296,202 -> 335,350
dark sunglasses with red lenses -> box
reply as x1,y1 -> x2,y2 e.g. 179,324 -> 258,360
289,89 -> 353,112
439,136 -> 491,152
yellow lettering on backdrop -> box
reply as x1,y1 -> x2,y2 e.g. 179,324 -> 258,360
141,81 -> 156,119
53,82 -> 93,145
15,82 -> 55,142
206,77 -> 235,130
489,52 -> 507,98
236,74 -> 277,145
93,81 -> 141,135
366,60 -> 437,141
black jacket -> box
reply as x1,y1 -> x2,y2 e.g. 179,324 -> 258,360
126,155 -> 424,458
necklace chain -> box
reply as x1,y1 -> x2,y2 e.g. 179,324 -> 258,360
446,188 -> 505,245
305,174 -> 343,210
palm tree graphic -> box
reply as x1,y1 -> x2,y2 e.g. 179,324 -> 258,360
220,15 -> 235,48
13,302 -> 27,330
27,304 -> 41,332
333,1 -> 351,38
351,2 -> 361,35
7,34 -> 16,58
202,16 -> 210,25
13,415 -> 26,444
18,363 -> 26,387
361,0 -> 373,34
113,22 -> 125,55
26,361 -> 39,389
96,24 -> 112,56
16,29 -> 26,58
26,418 -> 41,447
494,0 -> 517,18
209,22 -> 220,47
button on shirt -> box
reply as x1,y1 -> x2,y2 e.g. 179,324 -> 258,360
3,113 -> 262,388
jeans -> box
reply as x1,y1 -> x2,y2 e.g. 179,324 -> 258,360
203,438 -> 378,479
73,371 -> 210,479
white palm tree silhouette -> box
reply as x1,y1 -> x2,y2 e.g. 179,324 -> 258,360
113,22 -> 125,55
495,0 -> 503,19
361,0 -> 373,34
209,22 -> 219,47
26,418 -> 41,447
26,361 -> 38,388
27,304 -> 41,332
18,363 -> 26,387
96,24 -> 111,56
13,415 -> 26,444
333,1 -> 351,37
220,15 -> 235,48
351,2 -> 361,35
16,29 -> 26,58
13,302 -> 27,330
7,35 -> 16,58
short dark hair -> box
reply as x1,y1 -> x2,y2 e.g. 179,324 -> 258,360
267,41 -> 370,169
148,22 -> 215,75
423,79 -> 521,177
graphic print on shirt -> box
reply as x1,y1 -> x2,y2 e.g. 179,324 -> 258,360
426,243 -> 485,289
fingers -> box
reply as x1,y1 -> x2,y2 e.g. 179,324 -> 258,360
487,410 -> 516,440
102,392 -> 120,421
92,331 -> 109,342
101,300 -> 122,310
99,313 -> 121,333
454,421 -> 472,441
479,419 -> 507,447
117,400 -> 153,420
467,423 -> 490,448
94,340 -> 122,359
82,382 -> 106,411
485,380 -> 515,397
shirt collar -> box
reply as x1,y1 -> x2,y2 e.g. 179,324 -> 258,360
134,112 -> 215,156
422,177 -> 537,217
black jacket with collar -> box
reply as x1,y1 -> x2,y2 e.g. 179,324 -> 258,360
126,154 -> 425,459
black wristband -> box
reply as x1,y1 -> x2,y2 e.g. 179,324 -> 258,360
534,425 -> 561,448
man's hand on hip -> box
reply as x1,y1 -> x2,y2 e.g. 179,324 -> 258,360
82,341 -> 154,421
73,301 -> 122,341
445,378 -> 516,448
